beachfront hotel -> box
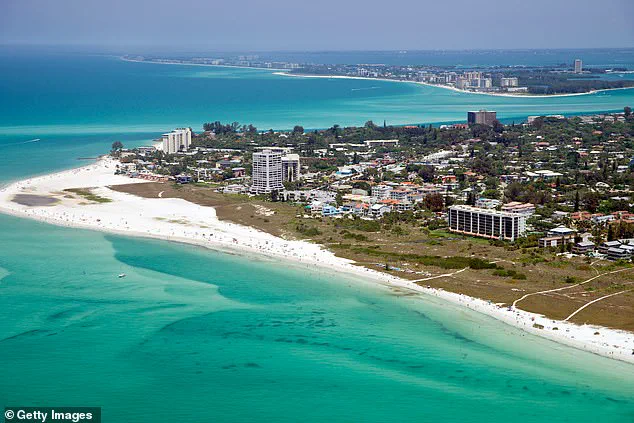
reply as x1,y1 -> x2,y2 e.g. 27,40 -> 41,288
250,149 -> 284,194
162,128 -> 192,154
448,205 -> 527,242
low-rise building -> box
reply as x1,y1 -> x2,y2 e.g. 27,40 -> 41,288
223,184 -> 248,194
501,202 -> 535,216
372,185 -> 393,200
321,205 -> 341,217
572,241 -> 595,255
364,139 -> 399,148
370,204 -> 392,218
538,226 -> 577,248
598,240 -> 622,254
538,235 -> 575,248
607,247 -> 630,261
547,227 -> 576,237
475,198 -> 501,209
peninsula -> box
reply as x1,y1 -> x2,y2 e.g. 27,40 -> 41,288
123,54 -> 634,96
1,110 -> 634,364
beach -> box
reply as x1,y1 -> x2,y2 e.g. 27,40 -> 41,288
1,157 -> 633,365
273,71 -> 634,99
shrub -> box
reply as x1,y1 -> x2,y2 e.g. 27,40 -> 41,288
296,224 -> 321,237
493,268 -> 527,280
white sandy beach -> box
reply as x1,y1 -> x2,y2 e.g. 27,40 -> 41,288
273,71 -> 634,99
0,157 -> 633,364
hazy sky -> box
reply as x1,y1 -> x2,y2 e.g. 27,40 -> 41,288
1,0 -> 633,51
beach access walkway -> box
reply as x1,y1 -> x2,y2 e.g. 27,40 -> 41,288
512,267 -> 633,309
410,267 -> 468,283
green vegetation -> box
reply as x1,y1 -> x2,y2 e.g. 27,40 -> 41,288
493,268 -> 527,280
334,243 -> 497,270
296,223 -> 321,237
341,230 -> 369,241
64,188 -> 112,203
110,141 -> 123,155
333,218 -> 381,232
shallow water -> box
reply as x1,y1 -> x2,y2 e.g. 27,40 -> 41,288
0,217 -> 633,422
2,49 -> 634,136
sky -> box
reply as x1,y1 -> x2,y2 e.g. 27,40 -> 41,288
1,0 -> 633,51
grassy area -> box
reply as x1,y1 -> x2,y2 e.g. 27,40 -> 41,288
64,188 -> 112,203
110,182 -> 634,331
332,243 -> 497,270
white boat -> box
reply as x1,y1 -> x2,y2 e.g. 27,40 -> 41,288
118,273 -> 126,278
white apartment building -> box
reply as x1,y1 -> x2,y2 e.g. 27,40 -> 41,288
500,77 -> 519,87
372,185 -> 393,200
574,59 -> 583,74
162,128 -> 192,154
448,205 -> 527,242
250,149 -> 284,194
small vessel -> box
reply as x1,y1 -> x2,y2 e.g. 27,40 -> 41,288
118,273 -> 127,278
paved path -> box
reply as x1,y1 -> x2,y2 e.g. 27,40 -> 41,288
410,267 -> 468,283
512,267 -> 633,309
565,289 -> 633,321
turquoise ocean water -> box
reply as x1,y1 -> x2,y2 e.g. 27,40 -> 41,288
1,49 -> 634,421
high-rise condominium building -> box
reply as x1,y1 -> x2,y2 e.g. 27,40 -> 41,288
467,110 -> 497,126
574,59 -> 583,74
162,128 -> 192,154
281,154 -> 300,183
500,77 -> 519,87
250,149 -> 284,194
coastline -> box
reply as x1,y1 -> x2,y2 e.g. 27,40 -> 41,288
273,71 -> 634,98
119,56 -> 287,72
1,157 -> 633,365
119,57 -> 634,98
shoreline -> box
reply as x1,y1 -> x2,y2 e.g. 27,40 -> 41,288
0,157 -> 633,365
273,71 -> 634,98
119,56 -> 287,72
119,56 -> 634,98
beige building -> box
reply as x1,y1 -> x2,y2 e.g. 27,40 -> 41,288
282,154 -> 300,182
467,110 -> 497,126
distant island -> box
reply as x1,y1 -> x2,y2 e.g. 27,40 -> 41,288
122,54 -> 634,96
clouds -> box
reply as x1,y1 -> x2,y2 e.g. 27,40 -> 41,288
1,0 -> 633,50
